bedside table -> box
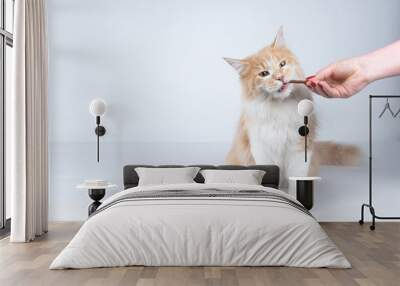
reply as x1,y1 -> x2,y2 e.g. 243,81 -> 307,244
289,177 -> 321,210
77,181 -> 117,216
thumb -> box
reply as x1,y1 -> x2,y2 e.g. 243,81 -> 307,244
314,65 -> 335,81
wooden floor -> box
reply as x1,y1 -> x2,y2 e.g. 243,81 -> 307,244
0,222 -> 399,286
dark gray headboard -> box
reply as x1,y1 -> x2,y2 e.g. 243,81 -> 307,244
123,165 -> 280,189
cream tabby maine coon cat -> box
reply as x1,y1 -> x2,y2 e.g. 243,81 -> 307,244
224,27 -> 359,188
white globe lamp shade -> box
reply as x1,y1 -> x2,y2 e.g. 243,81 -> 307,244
89,98 -> 107,117
298,99 -> 314,116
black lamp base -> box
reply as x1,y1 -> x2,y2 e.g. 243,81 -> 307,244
296,180 -> 314,210
88,189 -> 105,216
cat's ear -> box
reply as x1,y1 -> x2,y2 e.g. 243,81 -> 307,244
223,57 -> 247,74
272,26 -> 286,48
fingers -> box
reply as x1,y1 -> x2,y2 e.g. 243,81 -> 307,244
313,83 -> 329,98
305,61 -> 355,98
305,79 -> 317,92
306,79 -> 347,99
305,77 -> 333,98
305,76 -> 328,97
305,75 -> 316,88
318,81 -> 341,98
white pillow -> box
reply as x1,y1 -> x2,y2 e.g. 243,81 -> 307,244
135,167 -> 200,186
200,169 -> 266,185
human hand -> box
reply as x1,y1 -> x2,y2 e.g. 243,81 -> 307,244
306,57 -> 370,98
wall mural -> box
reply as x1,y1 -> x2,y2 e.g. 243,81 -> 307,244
47,1 -> 399,221
224,27 -> 360,188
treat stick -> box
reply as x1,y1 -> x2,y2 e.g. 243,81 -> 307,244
288,76 -> 315,84
288,79 -> 307,84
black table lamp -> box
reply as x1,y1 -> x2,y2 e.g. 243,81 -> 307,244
297,99 -> 314,162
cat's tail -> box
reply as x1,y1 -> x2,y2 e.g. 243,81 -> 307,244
313,141 -> 362,166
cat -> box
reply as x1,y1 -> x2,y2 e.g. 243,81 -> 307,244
224,27 -> 360,188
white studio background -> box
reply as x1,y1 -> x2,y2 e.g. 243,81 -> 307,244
47,0 -> 400,221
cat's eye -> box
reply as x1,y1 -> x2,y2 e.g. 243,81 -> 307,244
259,71 -> 270,77
280,60 -> 286,68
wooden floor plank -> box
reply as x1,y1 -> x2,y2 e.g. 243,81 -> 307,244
0,222 -> 399,286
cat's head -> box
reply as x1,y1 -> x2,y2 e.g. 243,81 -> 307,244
224,27 -> 304,100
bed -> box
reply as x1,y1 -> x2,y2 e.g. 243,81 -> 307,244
50,165 -> 350,269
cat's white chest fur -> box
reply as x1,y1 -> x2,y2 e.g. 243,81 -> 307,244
244,96 -> 305,186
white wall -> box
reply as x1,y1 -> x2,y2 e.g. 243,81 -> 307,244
47,0 -> 400,221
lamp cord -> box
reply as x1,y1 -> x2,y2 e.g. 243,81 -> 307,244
304,116 -> 308,162
305,132 -> 307,162
96,116 -> 100,162
97,124 -> 99,162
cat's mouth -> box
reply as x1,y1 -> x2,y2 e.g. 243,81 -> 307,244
278,82 -> 289,93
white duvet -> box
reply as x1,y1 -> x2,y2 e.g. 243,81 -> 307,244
50,183 -> 350,269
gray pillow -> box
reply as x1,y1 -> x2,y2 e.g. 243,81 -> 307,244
200,169 -> 266,185
135,167 -> 200,186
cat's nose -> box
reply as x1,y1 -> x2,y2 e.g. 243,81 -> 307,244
275,75 -> 284,82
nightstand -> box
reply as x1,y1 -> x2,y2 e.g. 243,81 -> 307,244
289,177 -> 321,210
77,181 -> 117,216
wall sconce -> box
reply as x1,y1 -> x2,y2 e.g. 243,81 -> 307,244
297,99 -> 314,162
89,98 -> 107,162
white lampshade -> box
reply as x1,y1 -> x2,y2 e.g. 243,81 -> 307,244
297,99 -> 314,116
89,98 -> 107,116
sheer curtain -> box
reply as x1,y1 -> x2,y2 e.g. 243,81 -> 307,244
9,0 -> 48,242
